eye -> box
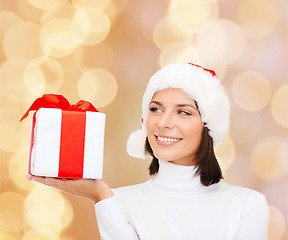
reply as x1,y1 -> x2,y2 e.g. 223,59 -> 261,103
149,107 -> 162,113
177,110 -> 192,115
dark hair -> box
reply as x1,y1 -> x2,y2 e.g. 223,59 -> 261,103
145,126 -> 223,186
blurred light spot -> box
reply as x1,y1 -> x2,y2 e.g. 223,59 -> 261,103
24,186 -> 65,226
169,0 -> 212,24
24,217 -> 63,235
236,0 -> 278,39
160,41 -> 200,67
41,3 -> 76,24
230,110 -> 262,143
17,0 -> 44,23
138,1 -> 169,37
40,18 -> 78,58
207,0 -> 220,3
58,236 -> 77,240
279,137 -> 288,171
250,137 -> 285,181
0,59 -> 39,103
0,192 -> 25,231
61,197 -> 74,230
0,153 -> 10,188
268,206 -> 286,240
153,17 -> 193,50
27,0 -> 67,10
0,210 -> 21,233
196,19 -> 246,65
189,3 -> 219,34
237,34 -> 287,80
23,190 -> 65,234
74,42 -> 114,70
271,84 -> 288,128
215,133 -> 236,172
232,71 -> 271,111
24,62 -> 45,96
54,50 -> 80,72
3,22 -> 45,60
263,180 -> 288,210
224,156 -> 256,188
9,148 -> 36,191
71,8 -> 110,46
21,230 -> 59,240
59,68 -> 83,99
72,0 -> 110,10
0,109 -> 29,152
27,57 -> 64,93
0,232 -> 14,240
0,11 -> 22,36
77,68 -> 118,107
104,0 -> 128,20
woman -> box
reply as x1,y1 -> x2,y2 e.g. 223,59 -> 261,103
27,63 -> 269,240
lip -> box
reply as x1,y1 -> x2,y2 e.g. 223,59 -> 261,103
155,135 -> 182,146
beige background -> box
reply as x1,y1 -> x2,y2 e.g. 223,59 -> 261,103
0,0 -> 288,239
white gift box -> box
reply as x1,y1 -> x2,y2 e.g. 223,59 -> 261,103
28,108 -> 105,179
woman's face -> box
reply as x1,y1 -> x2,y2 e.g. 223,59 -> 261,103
146,88 -> 204,166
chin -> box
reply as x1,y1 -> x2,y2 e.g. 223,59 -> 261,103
153,151 -> 175,162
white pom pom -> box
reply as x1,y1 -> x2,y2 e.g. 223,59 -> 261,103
127,128 -> 147,159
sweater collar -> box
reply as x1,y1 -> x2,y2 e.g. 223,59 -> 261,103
151,159 -> 203,191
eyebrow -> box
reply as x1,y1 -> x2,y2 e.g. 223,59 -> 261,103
149,101 -> 198,111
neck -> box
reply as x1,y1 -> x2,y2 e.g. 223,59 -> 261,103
152,159 -> 202,191
168,159 -> 196,166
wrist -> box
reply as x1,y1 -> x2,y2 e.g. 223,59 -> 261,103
92,188 -> 114,204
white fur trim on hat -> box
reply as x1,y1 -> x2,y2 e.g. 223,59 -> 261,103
127,128 -> 148,159
127,62 -> 230,159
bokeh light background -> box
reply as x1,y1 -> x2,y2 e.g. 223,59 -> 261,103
0,0 -> 287,239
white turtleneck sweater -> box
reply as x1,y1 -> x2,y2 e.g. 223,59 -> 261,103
94,160 -> 269,240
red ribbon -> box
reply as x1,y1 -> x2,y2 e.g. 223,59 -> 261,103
20,94 -> 98,121
58,111 -> 86,178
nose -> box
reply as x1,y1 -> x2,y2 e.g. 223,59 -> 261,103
158,112 -> 174,129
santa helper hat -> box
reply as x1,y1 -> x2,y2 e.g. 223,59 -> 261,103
127,62 -> 230,159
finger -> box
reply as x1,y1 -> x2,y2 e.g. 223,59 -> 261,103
44,177 -> 69,189
46,178 -> 87,195
27,175 -> 65,190
26,174 -> 33,180
27,175 -> 46,183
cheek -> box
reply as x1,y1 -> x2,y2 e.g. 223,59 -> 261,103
181,121 -> 203,139
145,114 -> 154,132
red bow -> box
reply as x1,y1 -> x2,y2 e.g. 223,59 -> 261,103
20,94 -> 98,121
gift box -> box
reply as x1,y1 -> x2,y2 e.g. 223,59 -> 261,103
21,94 -> 105,179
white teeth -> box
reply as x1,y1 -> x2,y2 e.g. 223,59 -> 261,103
157,136 -> 180,142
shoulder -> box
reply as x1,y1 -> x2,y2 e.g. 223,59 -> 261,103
221,182 -> 265,197
220,182 -> 268,210
220,184 -> 269,237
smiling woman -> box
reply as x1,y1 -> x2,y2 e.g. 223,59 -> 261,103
145,88 -> 223,187
111,63 -> 268,239
28,63 -> 269,240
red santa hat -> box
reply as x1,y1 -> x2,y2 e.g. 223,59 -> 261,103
127,62 -> 230,159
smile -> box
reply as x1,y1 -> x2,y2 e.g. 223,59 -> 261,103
155,135 -> 182,145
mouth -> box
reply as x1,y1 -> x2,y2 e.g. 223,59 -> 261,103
155,135 -> 182,146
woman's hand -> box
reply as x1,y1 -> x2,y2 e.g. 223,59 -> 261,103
26,174 -> 114,203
